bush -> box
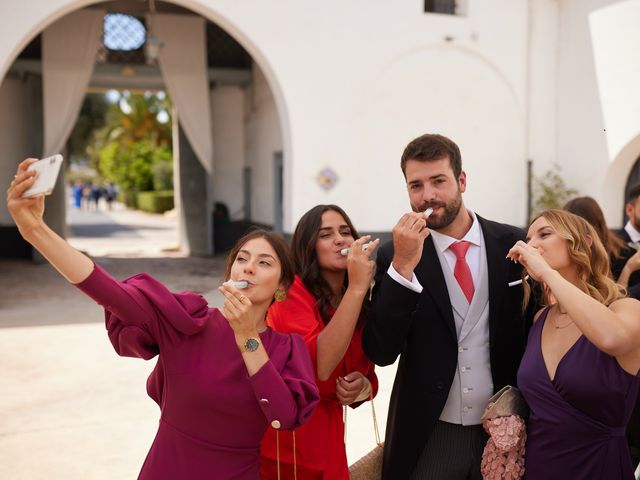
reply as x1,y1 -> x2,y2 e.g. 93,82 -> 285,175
530,163 -> 578,221
136,190 -> 174,213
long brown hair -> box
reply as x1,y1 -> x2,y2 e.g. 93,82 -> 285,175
563,196 -> 626,260
224,229 -> 295,291
291,205 -> 362,324
522,209 -> 624,309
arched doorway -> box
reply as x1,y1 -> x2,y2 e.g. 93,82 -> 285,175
0,0 -> 290,258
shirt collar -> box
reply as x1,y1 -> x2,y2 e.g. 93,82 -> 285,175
625,221 -> 640,243
430,210 -> 481,254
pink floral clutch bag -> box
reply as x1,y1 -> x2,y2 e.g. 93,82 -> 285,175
480,386 -> 529,480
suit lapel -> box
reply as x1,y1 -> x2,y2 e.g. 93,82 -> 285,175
414,236 -> 457,340
479,216 -> 510,346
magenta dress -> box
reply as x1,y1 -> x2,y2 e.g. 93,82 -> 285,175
517,307 -> 640,479
76,264 -> 319,479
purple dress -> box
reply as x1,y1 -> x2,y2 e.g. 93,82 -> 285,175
517,307 -> 640,479
76,264 -> 319,479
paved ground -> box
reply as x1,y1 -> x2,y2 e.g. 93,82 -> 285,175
0,203 -> 397,479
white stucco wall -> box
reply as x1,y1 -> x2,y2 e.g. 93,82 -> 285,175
589,0 -> 640,225
0,0 -> 531,232
2,0 -> 635,233
244,63 -> 283,226
526,0 -> 559,178
0,76 -> 30,224
210,85 -> 245,219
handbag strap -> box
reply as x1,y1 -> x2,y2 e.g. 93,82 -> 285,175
343,395 -> 382,447
276,431 -> 297,480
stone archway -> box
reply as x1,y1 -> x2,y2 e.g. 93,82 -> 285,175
0,0 -> 292,256
601,134 -> 640,227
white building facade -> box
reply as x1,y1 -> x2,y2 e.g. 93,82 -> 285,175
1,0 -> 639,255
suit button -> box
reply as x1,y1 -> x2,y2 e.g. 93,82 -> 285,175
436,381 -> 444,390
271,420 -> 281,429
260,398 -> 269,406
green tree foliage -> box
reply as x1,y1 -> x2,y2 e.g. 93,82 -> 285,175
531,163 -> 578,221
67,94 -> 110,161
92,91 -> 173,201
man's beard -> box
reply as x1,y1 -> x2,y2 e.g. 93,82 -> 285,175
416,191 -> 463,230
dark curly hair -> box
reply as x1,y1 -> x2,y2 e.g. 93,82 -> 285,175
291,205 -> 367,324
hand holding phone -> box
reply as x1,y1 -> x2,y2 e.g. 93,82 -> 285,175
21,154 -> 64,198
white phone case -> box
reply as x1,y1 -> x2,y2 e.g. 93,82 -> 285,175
22,155 -> 64,198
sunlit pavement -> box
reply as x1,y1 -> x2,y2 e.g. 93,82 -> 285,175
0,204 -> 397,479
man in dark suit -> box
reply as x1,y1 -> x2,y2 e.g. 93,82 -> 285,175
363,134 -> 532,479
614,184 -> 640,291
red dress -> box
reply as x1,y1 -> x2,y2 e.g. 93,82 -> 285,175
260,276 -> 378,479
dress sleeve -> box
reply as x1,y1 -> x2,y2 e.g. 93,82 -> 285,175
248,333 -> 320,430
75,263 -> 209,359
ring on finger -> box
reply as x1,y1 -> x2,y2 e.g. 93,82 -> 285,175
238,294 -> 247,303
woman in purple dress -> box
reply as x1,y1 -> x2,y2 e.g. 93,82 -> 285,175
7,158 -> 320,479
508,209 -> 640,479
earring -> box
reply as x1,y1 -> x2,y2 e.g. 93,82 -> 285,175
274,288 -> 287,302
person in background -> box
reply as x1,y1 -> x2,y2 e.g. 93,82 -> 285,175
72,180 -> 84,209
614,184 -> 640,289
260,204 -> 379,480
104,182 -> 116,210
7,158 -> 320,480
563,196 -> 628,279
512,209 -> 640,479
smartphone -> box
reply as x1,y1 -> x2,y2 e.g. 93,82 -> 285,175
21,155 -> 64,198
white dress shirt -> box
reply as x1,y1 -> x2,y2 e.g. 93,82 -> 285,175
625,221 -> 640,243
387,210 -> 481,290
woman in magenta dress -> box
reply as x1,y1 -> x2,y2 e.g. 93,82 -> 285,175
7,158 -> 319,479
508,210 -> 640,479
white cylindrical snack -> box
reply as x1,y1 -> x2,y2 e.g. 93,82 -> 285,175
226,280 -> 249,289
340,241 -> 375,256
424,207 -> 434,218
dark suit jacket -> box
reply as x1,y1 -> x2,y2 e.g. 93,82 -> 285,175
362,215 -> 533,480
612,228 -> 640,288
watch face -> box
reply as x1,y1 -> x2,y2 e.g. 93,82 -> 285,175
244,337 -> 260,352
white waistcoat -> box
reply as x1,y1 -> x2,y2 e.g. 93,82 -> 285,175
437,235 -> 493,425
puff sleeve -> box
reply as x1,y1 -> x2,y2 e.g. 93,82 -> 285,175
75,263 -> 209,359
248,333 -> 319,430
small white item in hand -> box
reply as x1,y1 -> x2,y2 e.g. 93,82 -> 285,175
226,280 -> 248,289
340,240 -> 377,256
508,275 -> 530,287
423,207 -> 434,218
627,241 -> 640,252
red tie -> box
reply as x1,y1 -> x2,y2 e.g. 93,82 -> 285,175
449,241 -> 475,303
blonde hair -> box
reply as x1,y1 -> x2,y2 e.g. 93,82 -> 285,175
522,209 -> 624,309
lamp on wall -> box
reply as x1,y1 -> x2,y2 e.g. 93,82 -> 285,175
145,0 -> 163,64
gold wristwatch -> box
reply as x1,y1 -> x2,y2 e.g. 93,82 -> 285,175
239,337 -> 260,352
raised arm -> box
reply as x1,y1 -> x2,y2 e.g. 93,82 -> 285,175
7,158 -> 93,284
617,249 -> 640,288
363,212 -> 429,366
509,240 -> 640,358
315,236 -> 379,380
362,243 -> 421,365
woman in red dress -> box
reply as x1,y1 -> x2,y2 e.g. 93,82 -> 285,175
260,204 -> 380,479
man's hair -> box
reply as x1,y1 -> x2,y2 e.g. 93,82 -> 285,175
626,184 -> 640,205
400,133 -> 462,178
